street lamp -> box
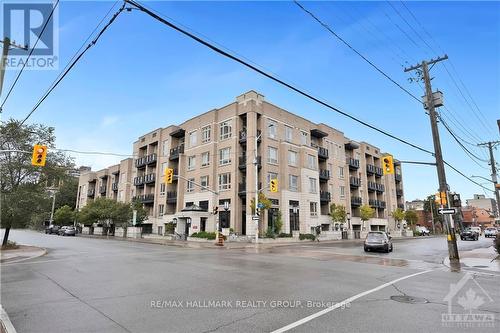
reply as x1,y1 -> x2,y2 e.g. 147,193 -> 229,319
254,124 -> 272,244
346,212 -> 351,230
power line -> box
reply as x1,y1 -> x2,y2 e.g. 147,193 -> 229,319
20,2 -> 126,125
1,0 -> 60,111
293,1 -> 422,104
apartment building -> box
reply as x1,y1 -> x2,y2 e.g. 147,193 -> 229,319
77,91 -> 405,237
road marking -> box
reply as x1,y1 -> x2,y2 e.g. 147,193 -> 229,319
270,269 -> 434,333
0,304 -> 17,333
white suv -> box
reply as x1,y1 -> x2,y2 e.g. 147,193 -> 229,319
470,226 -> 482,235
415,226 -> 430,236
484,227 -> 498,238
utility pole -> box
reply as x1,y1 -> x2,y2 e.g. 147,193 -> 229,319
405,55 -> 460,264
429,196 -> 435,234
0,37 -> 28,99
478,141 -> 500,220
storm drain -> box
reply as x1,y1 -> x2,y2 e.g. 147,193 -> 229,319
473,265 -> 489,268
390,295 -> 428,304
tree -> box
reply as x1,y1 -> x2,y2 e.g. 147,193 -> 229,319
76,198 -> 147,228
391,208 -> 405,224
404,210 -> 418,228
250,192 -> 272,213
1,119 -> 73,246
54,205 -> 74,226
423,195 -> 443,227
330,203 -> 347,224
54,177 -> 78,210
131,199 -> 148,225
273,210 -> 283,234
360,205 -> 375,222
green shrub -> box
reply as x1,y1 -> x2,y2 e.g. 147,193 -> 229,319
277,233 -> 292,238
265,227 -> 276,239
1,240 -> 19,250
299,233 -> 316,241
165,223 -> 175,234
190,231 -> 218,240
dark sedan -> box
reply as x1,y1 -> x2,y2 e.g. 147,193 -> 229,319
45,225 -> 60,234
460,228 -> 479,241
364,231 -> 393,253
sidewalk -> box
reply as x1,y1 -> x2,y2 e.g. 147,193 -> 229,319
443,246 -> 500,273
0,245 -> 47,264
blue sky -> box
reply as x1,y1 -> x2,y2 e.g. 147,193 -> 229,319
2,0 -> 499,202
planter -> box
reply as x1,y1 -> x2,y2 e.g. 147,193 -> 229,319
187,237 -> 212,242
126,226 -> 142,238
292,231 -> 300,239
114,227 -> 125,237
82,226 -> 90,235
93,227 -> 105,236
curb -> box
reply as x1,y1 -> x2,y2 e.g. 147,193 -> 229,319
0,305 -> 17,333
0,247 -> 47,264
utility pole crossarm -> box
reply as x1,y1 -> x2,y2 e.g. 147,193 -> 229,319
404,55 -> 449,72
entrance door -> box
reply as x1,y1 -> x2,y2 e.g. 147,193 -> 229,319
241,211 -> 246,235
353,225 -> 361,239
200,217 -> 207,232
219,211 -> 230,230
289,201 -> 299,232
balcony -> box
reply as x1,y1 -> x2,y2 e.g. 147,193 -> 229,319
134,176 -> 145,187
166,191 -> 177,204
395,174 -> 402,182
367,181 -> 377,192
366,164 -> 376,175
319,169 -> 330,182
376,183 -> 385,193
317,147 -> 329,160
133,193 -> 155,204
135,156 -> 147,168
146,153 -> 157,165
238,156 -> 261,170
398,203 -> 405,210
144,173 -> 155,185
320,191 -> 331,203
396,189 -> 404,197
99,185 -> 107,194
347,157 -> 360,170
87,189 -> 95,197
369,199 -> 387,209
374,166 -> 383,177
349,176 -> 361,188
351,196 -> 362,206
238,183 -> 246,197
239,129 -> 261,144
169,144 -> 184,161
112,182 -> 118,191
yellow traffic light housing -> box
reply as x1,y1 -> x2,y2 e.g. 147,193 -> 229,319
382,155 -> 394,175
270,179 -> 278,193
31,144 -> 47,166
164,168 -> 174,184
434,192 -> 447,205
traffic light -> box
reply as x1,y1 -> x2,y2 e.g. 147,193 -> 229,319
31,144 -> 47,166
164,168 -> 174,184
382,155 -> 394,175
451,193 -> 461,207
435,192 -> 447,205
270,179 -> 278,193
213,206 -> 219,215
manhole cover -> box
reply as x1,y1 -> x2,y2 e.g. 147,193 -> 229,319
473,265 -> 488,268
390,295 -> 428,304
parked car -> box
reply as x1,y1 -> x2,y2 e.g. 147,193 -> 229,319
415,226 -> 430,236
484,227 -> 498,238
470,226 -> 482,235
460,228 -> 479,241
364,231 -> 393,253
45,225 -> 60,234
58,226 -> 76,236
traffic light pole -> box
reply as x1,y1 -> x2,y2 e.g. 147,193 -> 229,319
478,141 -> 500,219
405,55 -> 460,265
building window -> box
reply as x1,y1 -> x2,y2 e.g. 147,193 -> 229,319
288,150 -> 298,166
162,139 -> 169,156
189,130 -> 197,148
200,175 -> 209,191
268,147 -> 278,164
340,186 -> 345,198
268,119 -> 277,139
310,202 -> 318,216
187,178 -> 195,192
309,178 -> 317,193
201,151 -> 210,166
338,166 -> 344,179
285,126 -> 293,142
187,156 -> 196,170
220,120 -> 232,140
289,175 -> 298,191
160,183 -> 166,196
267,172 -> 278,184
202,125 -> 211,143
300,131 -> 308,145
219,147 -> 231,165
158,204 -> 164,216
308,154 -> 316,169
199,201 -> 209,211
218,173 -> 231,191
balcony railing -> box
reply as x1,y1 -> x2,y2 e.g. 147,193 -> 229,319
239,129 -> 261,144
319,169 -> 330,182
374,166 -> 383,177
166,191 -> 177,204
144,173 -> 155,185
87,189 -> 95,197
134,176 -> 144,186
369,199 -> 387,209
135,154 -> 155,168
351,196 -> 362,206
398,203 -> 405,210
396,189 -> 404,197
366,164 -> 376,175
169,144 -> 185,161
376,183 -> 385,193
238,156 -> 261,170
99,185 -> 107,194
347,157 -> 360,170
238,183 -> 246,197
395,174 -> 402,182
318,147 -> 329,160
320,191 -> 331,203
112,182 -> 118,191
367,181 -> 377,192
349,176 -> 361,188
133,194 -> 155,204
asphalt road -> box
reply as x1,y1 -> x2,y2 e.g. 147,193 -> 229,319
1,230 -> 499,333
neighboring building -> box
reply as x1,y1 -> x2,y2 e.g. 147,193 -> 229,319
67,166 -> 91,178
76,91 -> 405,237
466,194 -> 497,218
405,199 -> 434,229
461,206 -> 495,228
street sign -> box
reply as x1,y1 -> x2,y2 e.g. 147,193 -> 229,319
252,216 -> 260,221
438,208 -> 456,215
257,203 -> 264,209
